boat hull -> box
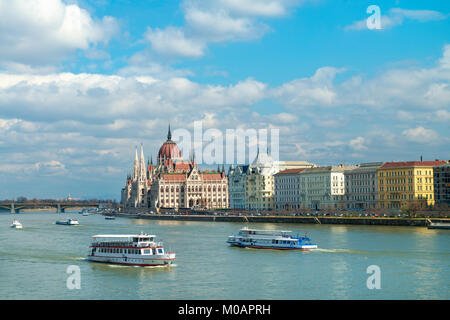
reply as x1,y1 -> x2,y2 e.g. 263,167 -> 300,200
56,221 -> 79,225
428,224 -> 450,230
87,253 -> 176,267
227,241 -> 317,251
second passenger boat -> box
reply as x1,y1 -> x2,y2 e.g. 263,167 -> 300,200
227,227 -> 318,250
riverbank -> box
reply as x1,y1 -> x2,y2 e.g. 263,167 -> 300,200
113,213 -> 450,227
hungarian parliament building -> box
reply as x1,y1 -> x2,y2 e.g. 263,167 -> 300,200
121,126 -> 229,211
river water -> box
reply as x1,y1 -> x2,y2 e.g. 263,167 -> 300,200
0,211 -> 448,299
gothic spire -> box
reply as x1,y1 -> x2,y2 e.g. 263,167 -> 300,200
167,123 -> 172,140
133,146 -> 139,181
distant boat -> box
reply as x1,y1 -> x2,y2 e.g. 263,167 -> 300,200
56,218 -> 79,226
105,216 -> 115,220
428,222 -> 450,230
82,212 -> 89,216
10,220 -> 23,229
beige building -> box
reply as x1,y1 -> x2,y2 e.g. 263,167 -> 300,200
246,150 -> 278,210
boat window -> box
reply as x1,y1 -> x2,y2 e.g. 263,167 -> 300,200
143,249 -> 151,254
157,249 -> 163,254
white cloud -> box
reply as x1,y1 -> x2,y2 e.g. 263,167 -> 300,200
270,113 -> 299,123
0,0 -> 119,68
218,0 -> 293,17
349,137 -> 368,151
402,126 -> 440,143
144,27 -> 206,58
271,67 -> 344,108
143,0 -> 304,58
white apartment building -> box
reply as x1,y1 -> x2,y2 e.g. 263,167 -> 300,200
274,168 -> 306,210
300,165 -> 355,210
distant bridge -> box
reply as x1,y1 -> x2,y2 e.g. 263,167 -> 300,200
0,201 -> 100,213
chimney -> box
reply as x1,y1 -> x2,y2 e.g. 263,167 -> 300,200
420,155 -> 423,162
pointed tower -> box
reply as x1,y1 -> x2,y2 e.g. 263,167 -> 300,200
139,144 -> 146,181
167,123 -> 172,140
192,151 -> 197,168
133,146 -> 139,181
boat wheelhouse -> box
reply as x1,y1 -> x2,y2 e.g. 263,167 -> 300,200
227,227 -> 318,250
87,233 -> 176,267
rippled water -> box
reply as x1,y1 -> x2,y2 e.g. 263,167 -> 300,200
1,211 -> 449,299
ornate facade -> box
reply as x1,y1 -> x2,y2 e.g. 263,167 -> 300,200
121,126 -> 229,211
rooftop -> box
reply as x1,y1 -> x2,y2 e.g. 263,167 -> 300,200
381,161 -> 447,169
274,168 -> 306,175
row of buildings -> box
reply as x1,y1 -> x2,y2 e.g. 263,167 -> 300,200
271,160 -> 450,211
121,126 -> 450,212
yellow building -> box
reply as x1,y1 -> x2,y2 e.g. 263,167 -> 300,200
377,161 -> 446,209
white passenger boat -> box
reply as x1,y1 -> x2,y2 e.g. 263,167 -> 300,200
428,222 -> 450,230
87,233 -> 176,267
56,218 -> 79,225
227,227 -> 318,250
10,219 -> 23,229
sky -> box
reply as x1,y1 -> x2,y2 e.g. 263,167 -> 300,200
0,0 -> 449,200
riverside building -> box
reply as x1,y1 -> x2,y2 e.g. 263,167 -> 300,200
228,165 -> 249,209
299,165 -> 357,210
274,168 -> 306,210
433,162 -> 450,206
245,149 -> 278,210
377,160 -> 447,209
344,162 -> 383,210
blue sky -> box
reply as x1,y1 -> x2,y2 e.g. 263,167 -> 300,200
0,0 -> 449,200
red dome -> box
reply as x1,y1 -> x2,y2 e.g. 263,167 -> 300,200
158,140 -> 182,161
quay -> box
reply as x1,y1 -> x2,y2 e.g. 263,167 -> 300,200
112,212 -> 450,227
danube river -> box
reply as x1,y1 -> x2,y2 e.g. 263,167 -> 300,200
1,210 -> 449,299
